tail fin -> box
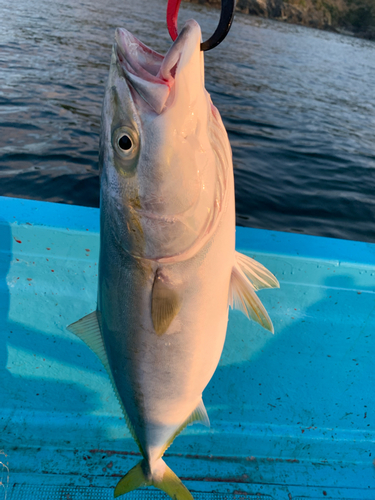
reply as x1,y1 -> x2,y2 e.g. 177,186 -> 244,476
114,460 -> 149,497
114,459 -> 193,500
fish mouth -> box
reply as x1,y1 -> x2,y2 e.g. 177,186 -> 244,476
115,20 -> 201,114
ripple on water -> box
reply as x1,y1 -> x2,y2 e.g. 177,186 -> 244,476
0,0 -> 374,242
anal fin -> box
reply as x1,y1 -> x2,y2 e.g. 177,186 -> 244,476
185,399 -> 210,428
160,399 -> 210,459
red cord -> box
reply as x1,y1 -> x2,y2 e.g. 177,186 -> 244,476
167,0 -> 182,41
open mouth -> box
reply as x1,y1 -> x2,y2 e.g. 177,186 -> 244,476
115,20 -> 201,114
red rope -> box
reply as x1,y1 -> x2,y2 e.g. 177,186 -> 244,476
166,0 -> 182,41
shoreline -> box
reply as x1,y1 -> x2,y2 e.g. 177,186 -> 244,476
183,0 -> 375,41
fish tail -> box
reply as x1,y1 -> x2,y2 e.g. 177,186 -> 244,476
114,458 -> 194,500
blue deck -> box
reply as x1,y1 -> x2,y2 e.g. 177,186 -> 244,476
0,196 -> 374,499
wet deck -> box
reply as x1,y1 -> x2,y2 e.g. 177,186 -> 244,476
0,196 -> 374,499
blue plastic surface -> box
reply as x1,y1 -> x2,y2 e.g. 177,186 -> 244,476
0,196 -> 374,499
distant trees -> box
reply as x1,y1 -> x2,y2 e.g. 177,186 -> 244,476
285,0 -> 375,37
341,0 -> 375,37
280,0 -> 375,39
183,0 -> 375,39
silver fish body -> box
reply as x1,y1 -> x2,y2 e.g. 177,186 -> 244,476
68,19 -> 278,500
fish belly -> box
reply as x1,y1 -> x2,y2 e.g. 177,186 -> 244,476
99,182 -> 235,460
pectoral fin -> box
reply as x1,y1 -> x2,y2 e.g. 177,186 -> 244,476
229,264 -> 274,333
152,271 -> 182,335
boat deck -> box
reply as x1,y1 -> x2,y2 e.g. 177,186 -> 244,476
0,196 -> 374,499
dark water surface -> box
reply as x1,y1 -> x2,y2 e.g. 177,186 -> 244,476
1,0 -> 374,242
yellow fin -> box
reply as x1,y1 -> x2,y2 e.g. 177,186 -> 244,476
67,311 -> 144,456
153,460 -> 194,500
235,251 -> 279,291
152,271 -> 181,335
114,460 -> 150,498
115,459 -> 193,500
229,265 -> 274,333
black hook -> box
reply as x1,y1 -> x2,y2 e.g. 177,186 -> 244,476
167,0 -> 236,52
201,0 -> 236,51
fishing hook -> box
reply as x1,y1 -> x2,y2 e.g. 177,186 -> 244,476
167,0 -> 235,51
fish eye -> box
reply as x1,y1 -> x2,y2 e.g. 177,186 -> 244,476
118,134 -> 132,151
112,126 -> 139,161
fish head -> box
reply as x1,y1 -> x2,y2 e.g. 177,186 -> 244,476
100,20 -> 231,261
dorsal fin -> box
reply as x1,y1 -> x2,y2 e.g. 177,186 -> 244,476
67,312 -> 144,455
67,312 -> 109,369
229,264 -> 274,333
235,251 -> 279,291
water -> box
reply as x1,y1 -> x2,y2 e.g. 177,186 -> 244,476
0,0 -> 374,242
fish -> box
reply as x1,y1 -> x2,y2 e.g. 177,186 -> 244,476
68,19 -> 279,500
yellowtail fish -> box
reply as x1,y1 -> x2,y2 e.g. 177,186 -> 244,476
68,19 -> 278,500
